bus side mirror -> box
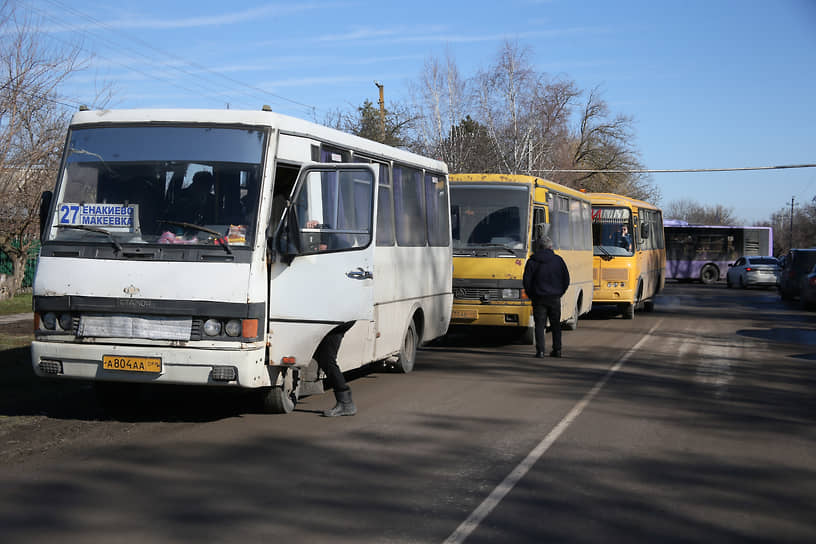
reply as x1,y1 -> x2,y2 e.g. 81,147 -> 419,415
39,190 -> 53,240
275,210 -> 301,264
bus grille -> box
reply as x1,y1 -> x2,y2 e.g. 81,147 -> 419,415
454,287 -> 503,300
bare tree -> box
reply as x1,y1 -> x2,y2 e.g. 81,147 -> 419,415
762,196 -> 816,256
665,198 -> 739,225
473,41 -> 543,174
408,50 -> 476,169
0,2 -> 97,297
549,87 -> 658,201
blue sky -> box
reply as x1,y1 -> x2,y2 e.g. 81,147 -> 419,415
23,0 -> 816,224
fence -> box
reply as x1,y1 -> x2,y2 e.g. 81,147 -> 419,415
0,240 -> 40,289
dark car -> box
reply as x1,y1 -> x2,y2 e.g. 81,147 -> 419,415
777,248 -> 816,301
801,265 -> 816,310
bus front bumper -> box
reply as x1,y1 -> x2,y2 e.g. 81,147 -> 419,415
31,341 -> 271,388
450,301 -> 532,328
592,286 -> 636,305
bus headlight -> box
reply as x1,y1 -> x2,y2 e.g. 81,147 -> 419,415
501,289 -> 520,299
41,312 -> 57,330
224,319 -> 242,337
203,319 -> 222,336
58,313 -> 73,331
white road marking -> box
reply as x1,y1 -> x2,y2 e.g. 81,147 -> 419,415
443,319 -> 664,544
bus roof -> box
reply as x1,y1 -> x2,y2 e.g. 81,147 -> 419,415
450,173 -> 589,200
588,192 -> 661,211
69,108 -> 448,173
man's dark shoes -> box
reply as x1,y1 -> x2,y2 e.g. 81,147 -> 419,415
534,351 -> 544,358
550,350 -> 561,358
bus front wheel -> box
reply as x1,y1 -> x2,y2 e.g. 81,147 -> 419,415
700,264 -> 719,285
257,368 -> 298,414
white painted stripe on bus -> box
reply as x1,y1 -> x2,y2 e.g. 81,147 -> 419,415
443,319 -> 664,544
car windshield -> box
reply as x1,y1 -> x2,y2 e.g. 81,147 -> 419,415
592,206 -> 634,257
46,125 -> 265,248
747,257 -> 778,265
450,184 -> 529,252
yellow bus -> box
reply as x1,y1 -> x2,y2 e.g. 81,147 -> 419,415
449,174 -> 594,341
589,192 -> 665,319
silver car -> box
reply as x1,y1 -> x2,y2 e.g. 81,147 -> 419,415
726,256 -> 779,288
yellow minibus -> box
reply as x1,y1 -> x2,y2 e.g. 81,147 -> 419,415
589,192 -> 665,318
449,174 -> 593,341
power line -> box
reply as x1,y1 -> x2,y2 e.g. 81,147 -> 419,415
21,0 -> 318,115
533,164 -> 816,174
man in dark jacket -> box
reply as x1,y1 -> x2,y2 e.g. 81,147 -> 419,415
523,236 -> 570,358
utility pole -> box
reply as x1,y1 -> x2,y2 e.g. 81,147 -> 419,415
789,196 -> 795,250
374,81 -> 385,142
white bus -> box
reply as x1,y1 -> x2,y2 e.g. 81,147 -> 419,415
32,107 -> 452,413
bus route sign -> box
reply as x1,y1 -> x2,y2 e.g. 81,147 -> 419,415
58,203 -> 136,230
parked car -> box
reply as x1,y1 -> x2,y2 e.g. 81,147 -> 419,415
801,265 -> 816,310
777,248 -> 816,300
726,255 -> 779,288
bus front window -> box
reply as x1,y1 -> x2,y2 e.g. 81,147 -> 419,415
592,206 -> 634,257
47,125 -> 265,250
450,184 -> 529,253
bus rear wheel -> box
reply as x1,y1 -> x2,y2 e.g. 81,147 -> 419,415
620,302 -> 635,320
700,264 -> 719,285
563,299 -> 580,330
393,320 -> 418,373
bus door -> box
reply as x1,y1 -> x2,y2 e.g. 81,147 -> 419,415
272,164 -> 376,355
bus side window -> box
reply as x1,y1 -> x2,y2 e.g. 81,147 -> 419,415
532,207 -> 547,244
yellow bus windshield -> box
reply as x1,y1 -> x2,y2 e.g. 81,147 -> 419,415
592,206 -> 634,257
451,184 -> 529,254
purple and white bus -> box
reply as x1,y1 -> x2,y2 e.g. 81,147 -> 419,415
664,220 -> 773,284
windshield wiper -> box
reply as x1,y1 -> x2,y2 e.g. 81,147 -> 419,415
158,220 -> 232,255
595,245 -> 614,261
481,243 -> 524,257
58,225 -> 123,253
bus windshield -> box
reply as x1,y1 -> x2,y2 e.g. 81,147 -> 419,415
451,184 -> 529,252
592,206 -> 634,257
47,125 -> 265,248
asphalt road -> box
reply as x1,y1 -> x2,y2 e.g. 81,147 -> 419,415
1,282 -> 814,543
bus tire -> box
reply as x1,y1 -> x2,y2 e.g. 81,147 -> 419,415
257,368 -> 297,414
700,264 -> 718,285
393,320 -> 418,373
621,302 -> 635,320
563,298 -> 580,331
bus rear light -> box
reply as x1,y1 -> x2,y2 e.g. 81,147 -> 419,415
241,319 -> 258,338
520,290 -> 529,300
281,356 -> 296,365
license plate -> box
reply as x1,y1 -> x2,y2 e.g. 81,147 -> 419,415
452,309 -> 478,320
102,355 -> 162,373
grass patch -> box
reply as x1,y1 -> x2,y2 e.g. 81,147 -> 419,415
0,335 -> 32,349
0,294 -> 32,316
